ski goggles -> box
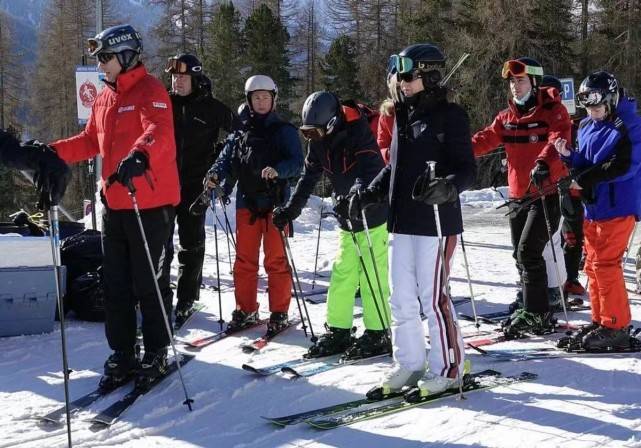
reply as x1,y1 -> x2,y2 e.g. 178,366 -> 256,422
87,37 -> 103,56
299,126 -> 326,141
96,53 -> 115,64
165,57 -> 202,75
501,60 -> 544,79
576,89 -> 606,107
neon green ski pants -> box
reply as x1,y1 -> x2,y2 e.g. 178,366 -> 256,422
326,223 -> 391,330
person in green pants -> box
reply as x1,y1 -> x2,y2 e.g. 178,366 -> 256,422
273,91 -> 391,359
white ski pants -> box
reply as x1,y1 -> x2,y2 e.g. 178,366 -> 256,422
388,233 -> 465,377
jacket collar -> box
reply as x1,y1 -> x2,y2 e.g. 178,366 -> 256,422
112,64 -> 147,94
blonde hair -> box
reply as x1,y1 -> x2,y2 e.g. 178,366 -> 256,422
379,98 -> 395,116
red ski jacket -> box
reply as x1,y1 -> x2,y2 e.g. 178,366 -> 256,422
52,64 -> 180,210
472,86 -> 571,198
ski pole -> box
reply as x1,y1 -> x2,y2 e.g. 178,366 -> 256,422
219,198 -> 235,274
539,192 -> 570,324
357,196 -> 391,331
345,218 -> 391,342
278,227 -> 316,341
459,234 -> 480,331
624,221 -> 638,266
126,181 -> 193,411
311,203 -> 324,290
47,204 -> 73,448
426,161 -> 464,399
210,191 -> 224,331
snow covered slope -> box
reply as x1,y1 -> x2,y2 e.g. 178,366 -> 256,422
2,188 -> 641,448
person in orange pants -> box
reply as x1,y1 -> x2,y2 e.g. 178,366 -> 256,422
555,71 -> 641,351
207,75 -> 304,335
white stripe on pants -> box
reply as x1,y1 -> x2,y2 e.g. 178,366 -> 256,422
388,233 -> 465,377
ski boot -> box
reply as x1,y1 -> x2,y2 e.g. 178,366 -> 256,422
343,329 -> 392,360
582,326 -> 632,352
564,279 -> 586,296
266,312 -> 289,337
135,348 -> 168,392
366,363 -> 426,400
305,324 -> 354,359
557,321 -> 599,350
227,309 -> 259,331
174,300 -> 197,329
503,309 -> 555,339
99,350 -> 139,391
405,359 -> 471,403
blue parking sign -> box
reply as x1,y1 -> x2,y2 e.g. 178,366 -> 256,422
559,78 -> 576,115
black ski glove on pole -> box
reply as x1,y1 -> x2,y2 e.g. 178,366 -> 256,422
272,206 -> 299,230
116,151 -> 149,186
530,160 -> 550,187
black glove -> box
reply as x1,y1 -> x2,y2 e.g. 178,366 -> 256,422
333,195 -> 350,221
347,188 -> 381,222
412,177 -> 458,205
530,161 -> 550,187
26,142 -> 71,208
116,151 -> 148,186
272,206 -> 298,230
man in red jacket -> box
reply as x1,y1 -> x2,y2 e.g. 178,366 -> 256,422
473,57 -> 571,336
50,25 -> 180,391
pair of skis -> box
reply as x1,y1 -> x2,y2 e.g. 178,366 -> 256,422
243,352 -> 390,377
40,354 -> 195,427
262,369 -> 537,429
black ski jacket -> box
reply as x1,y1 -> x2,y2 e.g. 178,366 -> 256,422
170,77 -> 238,192
287,104 -> 388,232
369,97 -> 477,236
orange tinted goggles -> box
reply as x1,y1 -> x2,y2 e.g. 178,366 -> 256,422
501,60 -> 543,79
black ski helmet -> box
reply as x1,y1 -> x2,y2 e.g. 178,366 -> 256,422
541,75 -> 562,93
502,57 -> 543,88
576,71 -> 619,112
396,43 -> 446,90
165,53 -> 203,77
300,91 -> 342,138
88,24 -> 143,72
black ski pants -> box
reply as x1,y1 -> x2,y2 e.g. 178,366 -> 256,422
560,193 -> 584,282
102,205 -> 175,354
509,193 -> 560,313
166,182 -> 206,309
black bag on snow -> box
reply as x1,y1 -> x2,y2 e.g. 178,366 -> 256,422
67,267 -> 105,322
60,229 -> 103,317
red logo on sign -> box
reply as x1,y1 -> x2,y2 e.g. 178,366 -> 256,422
79,80 -> 98,108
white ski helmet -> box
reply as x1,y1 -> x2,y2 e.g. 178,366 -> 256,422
244,75 -> 278,110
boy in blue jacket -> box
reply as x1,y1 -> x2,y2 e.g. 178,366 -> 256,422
555,71 -> 641,351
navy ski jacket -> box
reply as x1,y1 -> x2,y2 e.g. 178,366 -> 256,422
369,97 -> 477,237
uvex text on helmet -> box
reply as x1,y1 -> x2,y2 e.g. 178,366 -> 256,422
88,24 -> 143,72
576,71 -> 619,111
165,53 -> 203,76
395,43 -> 446,88
301,91 -> 341,134
244,75 -> 278,110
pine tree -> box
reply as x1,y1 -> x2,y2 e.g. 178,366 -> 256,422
321,34 -> 363,100
244,4 -> 293,112
202,1 -> 245,110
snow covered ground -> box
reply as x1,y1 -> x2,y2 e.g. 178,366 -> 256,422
2,188 -> 641,448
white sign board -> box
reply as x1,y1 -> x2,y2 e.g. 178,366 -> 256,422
75,66 -> 105,125
559,77 -> 576,116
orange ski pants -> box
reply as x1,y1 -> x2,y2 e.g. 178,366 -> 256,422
583,215 -> 635,329
233,209 -> 291,313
